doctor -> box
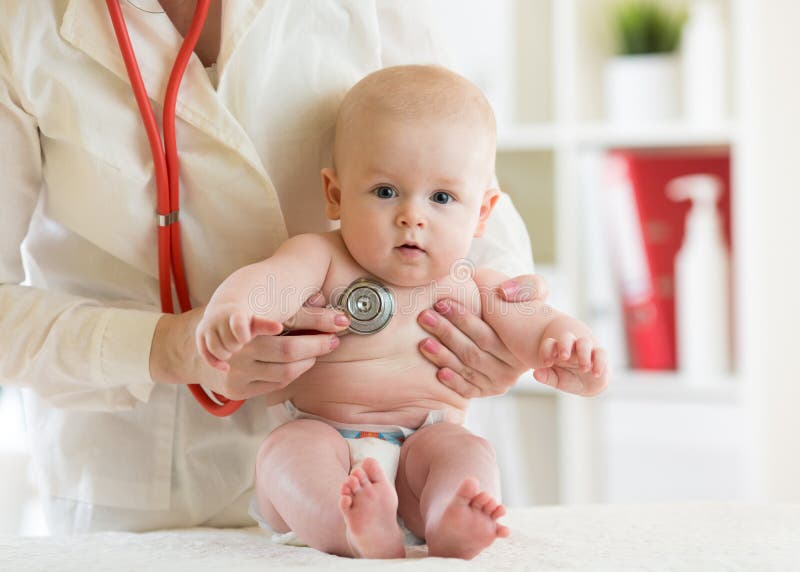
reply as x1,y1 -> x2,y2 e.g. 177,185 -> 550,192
0,0 -> 544,533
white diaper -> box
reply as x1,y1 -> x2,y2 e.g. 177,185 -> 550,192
250,400 -> 447,547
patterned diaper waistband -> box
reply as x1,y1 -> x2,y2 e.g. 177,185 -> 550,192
335,428 -> 406,446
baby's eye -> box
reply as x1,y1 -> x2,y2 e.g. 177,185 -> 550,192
373,186 -> 397,199
431,191 -> 453,204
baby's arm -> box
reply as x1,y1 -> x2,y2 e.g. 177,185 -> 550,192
196,233 -> 333,371
474,267 -> 609,396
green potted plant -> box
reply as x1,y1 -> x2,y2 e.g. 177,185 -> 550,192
604,1 -> 687,124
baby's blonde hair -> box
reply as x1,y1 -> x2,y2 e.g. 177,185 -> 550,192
332,65 -> 496,170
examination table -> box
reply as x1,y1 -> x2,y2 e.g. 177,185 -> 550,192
1,502 -> 798,571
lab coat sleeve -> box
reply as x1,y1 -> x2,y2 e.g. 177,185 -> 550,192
375,4 -> 536,278
0,49 -> 162,411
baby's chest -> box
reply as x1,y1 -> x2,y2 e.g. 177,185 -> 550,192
319,285 -> 433,363
318,263 -> 481,363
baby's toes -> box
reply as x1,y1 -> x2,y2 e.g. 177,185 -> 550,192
481,497 -> 499,516
490,504 -> 506,520
351,467 -> 370,488
469,491 -> 492,511
345,474 -> 362,495
497,523 -> 511,538
340,478 -> 354,496
350,466 -> 365,481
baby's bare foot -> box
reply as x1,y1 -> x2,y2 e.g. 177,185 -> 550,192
339,457 -> 405,559
425,477 -> 510,559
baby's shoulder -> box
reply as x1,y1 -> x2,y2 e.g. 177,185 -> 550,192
283,231 -> 350,266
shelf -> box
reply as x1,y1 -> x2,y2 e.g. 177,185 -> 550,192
572,121 -> 738,149
601,369 -> 742,403
497,123 -> 556,151
496,121 -> 737,152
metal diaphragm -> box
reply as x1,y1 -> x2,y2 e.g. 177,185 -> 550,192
335,278 -> 395,335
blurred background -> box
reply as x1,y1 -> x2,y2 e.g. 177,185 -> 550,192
431,0 -> 800,512
2,0 -> 799,535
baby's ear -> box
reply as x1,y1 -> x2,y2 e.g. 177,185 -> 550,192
321,168 -> 342,220
474,188 -> 501,237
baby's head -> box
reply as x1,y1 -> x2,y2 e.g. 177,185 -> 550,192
321,65 -> 499,287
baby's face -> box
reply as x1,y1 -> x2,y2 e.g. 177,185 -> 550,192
323,115 -> 497,287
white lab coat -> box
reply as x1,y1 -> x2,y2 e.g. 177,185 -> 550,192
0,0 -> 534,531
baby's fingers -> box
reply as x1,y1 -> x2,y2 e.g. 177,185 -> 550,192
201,332 -> 231,372
539,337 -> 558,367
591,347 -> 608,378
215,322 -> 243,357
556,333 -> 577,361
576,337 -> 594,372
229,313 -> 252,346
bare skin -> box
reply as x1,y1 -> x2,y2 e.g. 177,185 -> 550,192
256,421 -> 508,559
160,0 -> 221,67
200,66 -> 609,559
339,458 -> 405,559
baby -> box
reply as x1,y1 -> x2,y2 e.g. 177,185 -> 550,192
196,65 -> 609,559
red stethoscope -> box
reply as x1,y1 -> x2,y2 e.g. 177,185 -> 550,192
105,0 -> 242,416
105,1 -> 392,417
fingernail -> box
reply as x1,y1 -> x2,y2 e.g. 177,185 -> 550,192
422,338 -> 440,353
334,314 -> 350,327
434,300 -> 451,314
499,280 -> 518,298
421,310 -> 438,326
439,368 -> 454,381
330,336 -> 340,349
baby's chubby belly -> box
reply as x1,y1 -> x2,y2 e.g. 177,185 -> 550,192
267,318 -> 469,429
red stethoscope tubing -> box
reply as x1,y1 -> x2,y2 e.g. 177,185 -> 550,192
106,0 -> 243,416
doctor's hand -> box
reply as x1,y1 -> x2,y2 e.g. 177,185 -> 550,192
416,273 -> 548,399
150,293 -> 349,400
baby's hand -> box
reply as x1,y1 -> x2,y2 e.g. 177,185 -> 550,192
532,334 -> 609,396
195,303 -> 281,372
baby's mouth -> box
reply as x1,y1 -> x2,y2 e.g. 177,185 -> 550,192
395,243 -> 426,255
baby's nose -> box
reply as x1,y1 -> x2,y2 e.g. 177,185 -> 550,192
396,205 -> 426,228
396,199 -> 425,228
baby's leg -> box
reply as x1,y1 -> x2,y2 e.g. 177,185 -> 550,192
255,419 -> 353,556
395,423 -> 510,559
339,457 -> 405,558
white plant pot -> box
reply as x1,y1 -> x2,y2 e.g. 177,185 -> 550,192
604,54 -> 680,124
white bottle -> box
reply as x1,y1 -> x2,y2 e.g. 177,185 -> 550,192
666,175 -> 731,381
681,0 -> 726,123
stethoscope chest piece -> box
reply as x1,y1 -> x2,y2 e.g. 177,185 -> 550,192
336,278 -> 395,335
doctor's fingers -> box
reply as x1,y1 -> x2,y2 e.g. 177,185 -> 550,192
283,304 -> 351,335
223,358 -> 318,398
497,273 -> 550,302
418,335 -> 502,399
243,332 -> 340,363
418,299 -> 520,367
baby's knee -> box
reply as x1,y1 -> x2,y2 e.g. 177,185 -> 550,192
448,430 -> 496,462
409,423 -> 496,462
257,419 -> 343,461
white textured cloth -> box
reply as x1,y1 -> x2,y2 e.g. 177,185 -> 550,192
0,0 -> 535,530
2,503 -> 799,571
